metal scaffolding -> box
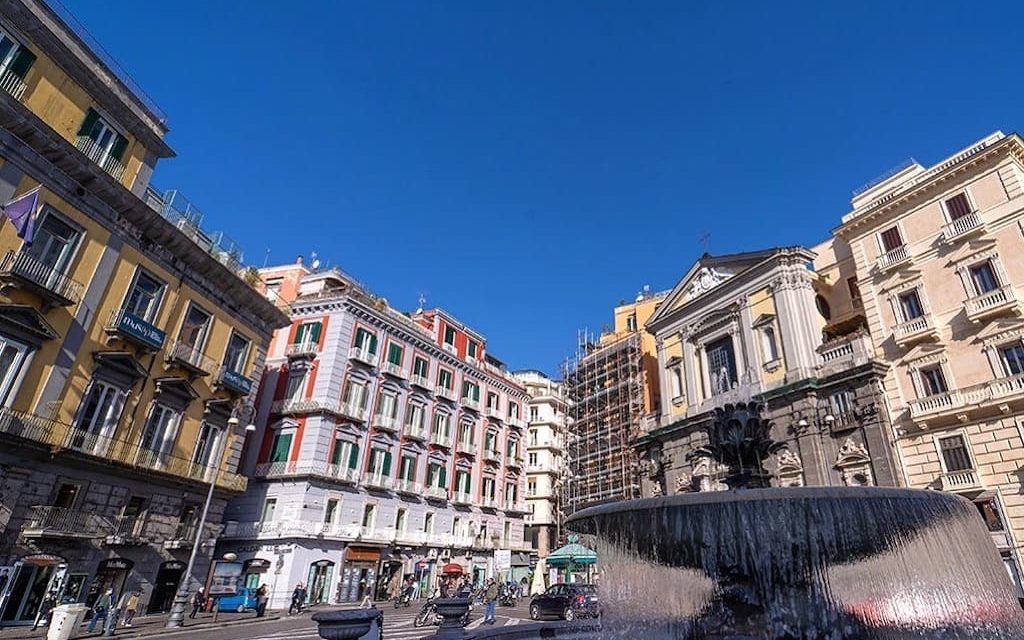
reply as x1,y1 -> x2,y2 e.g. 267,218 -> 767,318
562,329 -> 643,515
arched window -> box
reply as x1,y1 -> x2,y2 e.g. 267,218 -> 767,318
815,294 -> 832,321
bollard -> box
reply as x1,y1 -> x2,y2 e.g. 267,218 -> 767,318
432,598 -> 471,640
311,608 -> 382,640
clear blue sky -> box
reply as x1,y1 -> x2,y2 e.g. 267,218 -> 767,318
68,0 -> 1022,375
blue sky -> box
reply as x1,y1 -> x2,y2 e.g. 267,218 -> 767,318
68,0 -> 1022,375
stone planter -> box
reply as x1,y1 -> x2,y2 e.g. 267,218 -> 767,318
433,597 -> 471,639
311,608 -> 382,640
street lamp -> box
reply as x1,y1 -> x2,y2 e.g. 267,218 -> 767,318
166,419 -> 256,628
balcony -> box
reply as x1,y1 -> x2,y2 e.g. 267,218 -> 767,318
0,249 -> 84,308
506,417 -> 526,430
486,407 -> 503,421
451,491 -> 474,506
525,463 -> 546,474
402,425 -> 426,441
506,456 -> 524,469
341,402 -> 369,421
893,314 -> 939,347
818,332 -> 875,376
504,501 -> 529,514
0,67 -> 28,100
272,398 -> 342,416
215,365 -> 254,396
483,449 -> 501,463
396,530 -> 428,546
965,285 -> 1020,323
0,407 -> 56,445
942,212 -> 985,243
75,136 -> 126,181
481,497 -> 501,510
105,309 -> 166,350
430,432 -> 452,448
105,516 -> 146,546
424,486 -> 448,502
461,396 -> 481,411
442,342 -> 458,355
252,460 -> 360,484
938,469 -> 981,493
456,440 -> 476,455
285,340 -> 319,360
410,374 -> 432,390
22,506 -> 109,539
363,474 -> 394,491
395,479 -> 422,495
876,245 -> 911,272
372,414 -> 399,433
908,373 -> 1024,426
165,340 -> 216,376
163,523 -> 197,550
359,527 -> 397,544
435,386 -> 457,402
382,362 -> 407,379
349,346 -> 379,367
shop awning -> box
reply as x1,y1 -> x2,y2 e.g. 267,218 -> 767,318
545,542 -> 597,566
346,547 -> 381,562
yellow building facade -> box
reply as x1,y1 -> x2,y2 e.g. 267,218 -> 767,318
0,0 -> 287,623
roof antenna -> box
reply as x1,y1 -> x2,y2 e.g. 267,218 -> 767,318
310,251 -> 321,271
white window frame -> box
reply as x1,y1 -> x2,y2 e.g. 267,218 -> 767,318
139,402 -> 182,457
940,188 -> 976,223
122,267 -> 166,322
74,378 -> 128,440
223,331 -> 251,374
933,429 -> 976,474
0,334 -> 31,407
176,302 -> 213,351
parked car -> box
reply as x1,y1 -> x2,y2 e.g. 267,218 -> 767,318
529,584 -> 599,621
215,588 -> 258,613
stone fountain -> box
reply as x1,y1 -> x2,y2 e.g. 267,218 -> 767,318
558,401 -> 1024,639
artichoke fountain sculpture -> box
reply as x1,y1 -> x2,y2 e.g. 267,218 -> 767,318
688,401 -> 786,490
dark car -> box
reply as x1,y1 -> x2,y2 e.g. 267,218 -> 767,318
529,584 -> 599,621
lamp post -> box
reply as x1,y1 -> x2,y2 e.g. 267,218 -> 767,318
166,419 -> 256,628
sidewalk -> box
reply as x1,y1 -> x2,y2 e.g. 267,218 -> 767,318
0,609 -> 288,640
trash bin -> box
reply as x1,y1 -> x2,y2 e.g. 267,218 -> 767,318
47,605 -> 78,640
65,605 -> 90,640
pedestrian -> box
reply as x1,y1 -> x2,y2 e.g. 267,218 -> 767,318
189,587 -> 206,619
483,578 -> 499,625
288,583 -> 304,615
88,588 -> 114,633
255,584 -> 269,618
122,591 -> 139,627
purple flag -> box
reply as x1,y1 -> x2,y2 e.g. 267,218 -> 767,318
2,189 -> 39,244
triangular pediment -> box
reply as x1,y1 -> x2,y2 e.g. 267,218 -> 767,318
945,237 -> 999,268
901,342 -> 947,368
647,249 -> 785,329
0,304 -> 58,342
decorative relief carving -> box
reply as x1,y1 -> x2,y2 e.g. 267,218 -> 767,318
685,267 -> 734,301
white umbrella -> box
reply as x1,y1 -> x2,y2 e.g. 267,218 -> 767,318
530,559 -> 547,596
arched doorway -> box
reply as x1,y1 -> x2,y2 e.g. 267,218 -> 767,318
85,558 -> 133,609
306,560 -> 334,605
147,561 -> 185,614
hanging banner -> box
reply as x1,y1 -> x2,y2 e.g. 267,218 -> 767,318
494,550 -> 512,572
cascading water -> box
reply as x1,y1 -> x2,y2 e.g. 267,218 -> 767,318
561,403 -> 1024,639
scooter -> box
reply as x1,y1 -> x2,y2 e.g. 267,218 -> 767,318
393,591 -> 413,608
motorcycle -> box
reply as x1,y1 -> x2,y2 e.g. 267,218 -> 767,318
413,598 -> 471,628
393,590 -> 413,608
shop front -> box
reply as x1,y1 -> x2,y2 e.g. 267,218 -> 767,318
337,547 -> 379,603
242,559 -> 271,590
148,561 -> 186,614
85,558 -> 133,609
0,555 -> 67,626
306,560 -> 335,604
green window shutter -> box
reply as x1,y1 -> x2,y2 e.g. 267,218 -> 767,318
330,441 -> 342,466
440,466 -> 447,487
109,133 -> 129,161
354,329 -> 363,348
348,443 -> 359,470
311,322 -> 322,343
271,434 -> 292,463
383,451 -> 392,476
10,47 -> 36,79
472,385 -> 480,401
368,333 -> 378,354
78,108 -> 100,137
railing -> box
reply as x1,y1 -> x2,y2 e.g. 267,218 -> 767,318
818,332 -> 875,373
394,479 -> 421,495
106,515 -> 145,543
381,362 -> 407,378
942,212 -> 983,241
876,245 -> 910,271
442,343 -> 458,355
363,474 -> 394,491
75,136 -> 126,181
286,340 -> 319,358
965,285 -> 1017,320
252,460 -> 360,484
483,450 -> 501,463
988,373 -> 1024,400
451,491 -> 474,505
165,339 -> 216,375
106,309 -> 166,350
435,386 -> 457,401
166,523 -> 198,546
341,402 -> 369,421
348,346 -> 379,366
410,374 -> 431,389
372,414 -> 399,432
525,463 -> 546,473
456,440 -> 476,455
0,249 -> 84,306
22,506 -> 110,538
481,497 -> 501,509
215,365 -> 254,395
430,433 -> 452,448
938,469 -> 981,492
0,67 -> 28,100
396,530 -> 428,546
486,407 -> 503,420
461,397 -> 481,411
908,391 -> 960,418
505,501 -> 528,513
506,417 -> 526,430
271,398 -> 340,415
402,425 -> 426,440
894,315 -> 935,344
424,486 -> 448,501
506,456 -> 524,468
0,407 -> 56,444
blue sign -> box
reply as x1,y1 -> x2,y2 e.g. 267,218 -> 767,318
116,310 -> 166,350
221,368 -> 254,394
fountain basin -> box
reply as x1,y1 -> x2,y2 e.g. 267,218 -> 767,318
564,486 -> 1024,639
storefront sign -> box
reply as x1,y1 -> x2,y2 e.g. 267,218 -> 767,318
345,547 -> 381,562
162,561 -> 186,571
494,550 -> 512,572
97,558 -> 131,571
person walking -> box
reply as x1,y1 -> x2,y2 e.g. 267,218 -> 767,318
122,591 -> 140,627
88,588 -> 114,633
288,583 -> 304,615
255,584 -> 269,617
189,587 -> 206,620
482,578 -> 499,625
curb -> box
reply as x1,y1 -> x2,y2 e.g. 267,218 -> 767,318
118,615 -> 285,639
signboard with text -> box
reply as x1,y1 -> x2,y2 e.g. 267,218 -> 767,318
494,550 -> 512,572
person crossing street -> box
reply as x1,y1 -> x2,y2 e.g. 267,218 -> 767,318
482,578 -> 499,625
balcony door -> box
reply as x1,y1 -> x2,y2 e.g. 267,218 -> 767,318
72,379 -> 127,453
138,403 -> 181,463
178,305 -> 212,352
27,213 -> 79,285
0,334 -> 29,406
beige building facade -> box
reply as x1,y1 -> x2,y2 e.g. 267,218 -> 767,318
816,131 -> 1024,594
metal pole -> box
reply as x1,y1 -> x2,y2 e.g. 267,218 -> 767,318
166,426 -> 227,628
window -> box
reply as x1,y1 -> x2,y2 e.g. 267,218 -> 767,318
77,109 -> 129,167
976,498 -> 1006,532
176,505 -> 197,538
483,477 -> 495,500
413,356 -> 429,378
815,295 -> 831,321
529,429 -> 538,446
898,290 -> 924,321
427,462 -> 447,489
920,366 -> 948,397
484,431 -> 497,453
452,517 -> 462,536
0,334 -> 30,407
626,313 -> 637,332
368,448 -> 393,477
467,341 -> 479,359
74,379 -> 127,440
761,326 -> 779,363
123,269 -> 165,322
376,391 -> 399,420
848,277 -> 862,307
970,261 -> 999,295
444,326 -> 456,346
507,438 -> 519,458
324,499 -> 339,524
177,304 -> 212,350
462,381 -> 480,402
455,470 -> 472,495
438,368 -> 453,391
387,343 -> 404,367
284,368 -> 308,401
508,403 -> 520,419
261,498 -> 277,523
192,422 -> 223,468
361,504 -> 376,528
269,430 -> 293,463
830,390 -> 854,416
529,406 -> 539,422
670,367 -> 683,399
458,423 -> 473,446
342,379 -> 369,409
487,392 -> 499,410
945,192 -> 973,221
0,27 -> 35,83
938,434 -> 972,472
880,226 -> 903,253
399,454 -> 416,481
52,483 -> 80,509
423,512 -> 434,533
506,483 -> 518,503
139,403 -> 181,457
330,437 -> 358,470
706,336 -> 737,394
354,327 -> 378,355
1001,344 -> 1024,376
294,321 -> 322,345
432,413 -> 450,439
528,452 -> 538,466
396,508 -> 407,532
405,402 -> 425,431
223,332 -> 250,374
528,480 -> 537,496
29,212 -> 80,276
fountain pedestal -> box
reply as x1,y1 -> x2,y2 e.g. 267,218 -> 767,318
432,597 -> 471,639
